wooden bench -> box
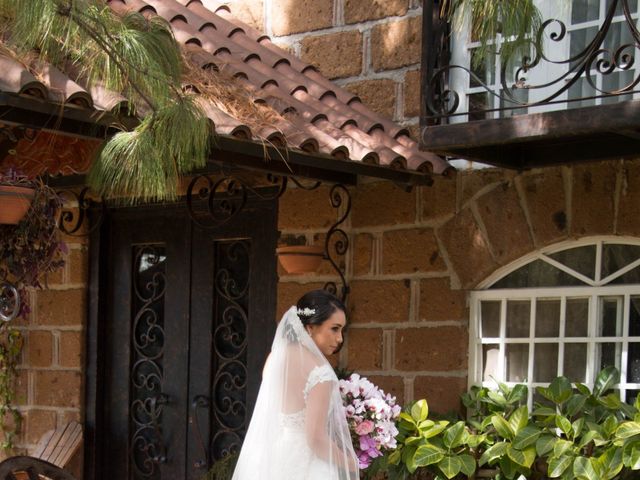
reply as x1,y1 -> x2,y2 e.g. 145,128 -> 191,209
0,421 -> 82,480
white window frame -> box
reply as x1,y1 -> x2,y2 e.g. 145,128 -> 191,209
469,236 -> 640,408
449,0 -> 640,123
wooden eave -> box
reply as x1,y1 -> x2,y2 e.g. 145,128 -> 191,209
421,99 -> 640,169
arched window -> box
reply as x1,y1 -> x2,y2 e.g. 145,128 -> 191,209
470,238 -> 640,406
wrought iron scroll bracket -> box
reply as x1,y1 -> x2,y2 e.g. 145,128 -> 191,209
56,187 -> 105,236
323,184 -> 351,303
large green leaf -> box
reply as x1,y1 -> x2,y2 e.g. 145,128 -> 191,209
603,415 -> 618,438
536,434 -> 556,456
413,443 -> 444,467
597,446 -> 623,480
616,421 -> 640,440
507,444 -> 535,468
548,455 -> 573,478
572,418 -> 585,439
499,455 -> 520,480
565,394 -> 587,417
623,440 -> 640,469
593,366 -> 620,398
443,421 -> 466,449
492,415 -> 514,440
424,421 -> 449,439
598,393 -> 623,410
437,455 -> 462,479
555,415 -> 572,437
467,433 -> 487,448
388,448 -> 402,465
403,445 -> 418,473
513,425 -> 541,449
553,439 -> 575,458
539,376 -> 573,404
509,405 -> 528,435
458,454 -> 476,476
479,442 -> 509,466
579,429 -> 604,448
573,456 -> 602,480
411,399 -> 429,422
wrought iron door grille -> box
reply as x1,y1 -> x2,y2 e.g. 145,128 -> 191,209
422,0 -> 640,124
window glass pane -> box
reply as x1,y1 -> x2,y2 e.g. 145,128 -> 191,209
499,88 -> 528,118
481,301 -> 501,337
566,298 -> 589,337
470,48 -> 495,87
602,244 -> 640,279
567,76 -> 597,109
506,300 -> 530,338
608,265 -> 640,285
606,0 -> 637,15
597,342 -> 621,371
627,390 -> 640,405
483,344 -> 500,381
492,259 -> 587,289
628,343 -> 640,383
534,343 -> 559,382
536,299 -> 560,337
547,245 -> 596,279
468,92 -> 491,121
630,297 -> 640,336
564,343 -> 588,382
506,344 -> 529,382
570,27 -> 599,69
599,297 -> 623,337
571,0 -> 600,24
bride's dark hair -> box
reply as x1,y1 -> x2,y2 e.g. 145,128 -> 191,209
296,289 -> 346,327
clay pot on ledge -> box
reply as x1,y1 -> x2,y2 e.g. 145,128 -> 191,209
0,185 -> 35,224
276,245 -> 325,274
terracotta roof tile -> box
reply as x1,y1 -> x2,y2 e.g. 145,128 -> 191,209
0,0 -> 453,177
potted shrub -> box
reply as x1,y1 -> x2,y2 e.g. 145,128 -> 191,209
0,172 -> 35,225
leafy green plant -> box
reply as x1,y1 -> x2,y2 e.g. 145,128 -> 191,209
386,367 -> 640,480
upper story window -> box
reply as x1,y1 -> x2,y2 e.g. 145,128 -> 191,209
469,238 -> 640,408
443,0 -> 640,123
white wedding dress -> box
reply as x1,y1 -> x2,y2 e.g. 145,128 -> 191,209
232,307 -> 358,480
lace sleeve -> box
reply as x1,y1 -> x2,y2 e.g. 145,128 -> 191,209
304,364 -> 336,402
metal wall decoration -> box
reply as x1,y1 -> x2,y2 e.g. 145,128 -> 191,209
323,184 -> 351,302
56,187 -> 105,236
423,0 -> 640,122
210,240 -> 251,461
130,246 -> 168,479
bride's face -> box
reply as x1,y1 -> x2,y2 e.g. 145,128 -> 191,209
306,309 -> 346,357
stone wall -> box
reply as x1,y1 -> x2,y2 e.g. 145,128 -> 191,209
225,0 -> 424,139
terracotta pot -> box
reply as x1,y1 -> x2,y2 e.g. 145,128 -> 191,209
0,185 -> 35,224
276,245 -> 325,274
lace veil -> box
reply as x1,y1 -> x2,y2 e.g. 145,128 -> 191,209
232,306 -> 359,479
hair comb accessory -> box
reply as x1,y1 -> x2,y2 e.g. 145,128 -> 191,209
297,307 -> 316,317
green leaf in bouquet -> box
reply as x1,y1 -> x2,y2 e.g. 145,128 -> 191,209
413,443 -> 444,467
404,436 -> 424,446
479,441 -> 508,466
399,412 -> 416,426
458,453 -> 476,476
536,434 -> 557,456
437,455 -> 462,479
512,425 -> 541,449
423,421 -> 449,439
509,405 -> 528,435
402,445 -> 418,473
443,421 -> 465,449
388,448 -> 402,465
492,414 -> 515,440
411,399 -> 429,422
597,446 -> 623,480
548,454 -> 573,478
593,366 -> 620,398
622,440 -> 640,469
616,421 -> 640,440
418,419 -> 434,430
573,456 -> 602,480
555,415 -> 573,437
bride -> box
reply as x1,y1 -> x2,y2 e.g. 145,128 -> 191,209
232,290 -> 359,479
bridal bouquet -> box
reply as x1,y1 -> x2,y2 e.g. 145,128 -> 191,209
339,373 -> 401,469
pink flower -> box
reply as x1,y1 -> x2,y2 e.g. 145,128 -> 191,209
355,419 -> 375,435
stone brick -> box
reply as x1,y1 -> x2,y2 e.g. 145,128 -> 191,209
395,326 -> 467,371
344,79 -> 397,119
413,376 -> 467,415
518,169 -> 568,246
352,182 -> 416,227
403,69 -> 421,117
353,233 -> 374,276
312,233 -> 346,277
476,182 -> 534,264
382,228 -> 446,274
25,409 -> 56,444
45,261 -> 65,286
226,0 -> 264,30
301,31 -> 363,80
68,247 -> 88,285
59,331 -> 82,368
571,162 -> 617,236
458,169 -> 511,207
14,369 -> 28,405
270,0 -> 333,36
35,289 -> 86,327
421,177 -> 456,221
347,328 -> 383,370
27,330 -> 53,368
344,0 -> 409,24
618,161 -> 640,236
419,278 -> 467,322
437,208 -> 496,288
34,371 -> 82,408
371,17 -> 421,71
349,280 -> 410,324
279,185 -> 337,230
366,375 -> 405,404
277,281 -> 326,319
